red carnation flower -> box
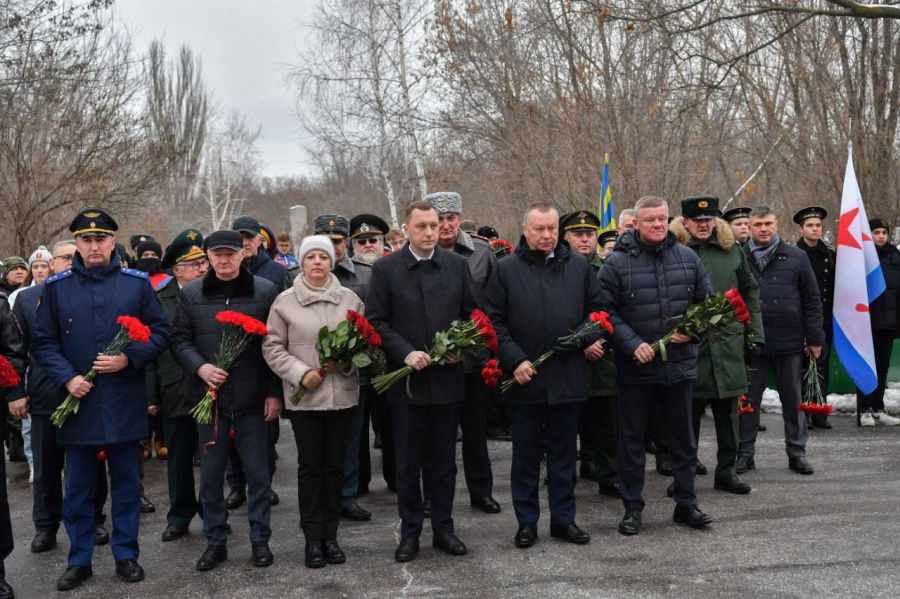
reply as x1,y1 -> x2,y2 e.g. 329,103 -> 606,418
481,359 -> 502,387
0,356 -> 20,388
471,310 -> 499,354
96,446 -> 107,462
116,316 -> 152,344
347,310 -> 382,347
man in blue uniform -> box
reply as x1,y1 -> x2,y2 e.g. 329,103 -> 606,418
32,208 -> 169,591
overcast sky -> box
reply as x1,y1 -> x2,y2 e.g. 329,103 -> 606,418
114,0 -> 316,178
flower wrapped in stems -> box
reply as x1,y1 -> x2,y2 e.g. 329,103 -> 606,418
798,353 -> 832,417
645,288 -> 751,363
0,356 -> 20,388
51,316 -> 152,428
500,312 -> 614,393
289,310 -> 383,405
189,311 -> 268,425
372,310 -> 498,397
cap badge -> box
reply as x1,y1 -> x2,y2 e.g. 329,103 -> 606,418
139,236 -> 146,242
83,212 -> 100,218
186,231 -> 198,240
698,201 -> 708,208
329,219 -> 335,226
90,222 -> 96,228
361,223 -> 371,232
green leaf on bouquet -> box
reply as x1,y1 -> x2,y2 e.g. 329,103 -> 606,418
352,352 -> 372,368
710,314 -> 722,325
318,325 -> 330,342
455,337 -> 472,347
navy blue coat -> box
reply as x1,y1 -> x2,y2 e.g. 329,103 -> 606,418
483,238 -> 602,404
598,229 -> 714,386
247,248 -> 289,292
10,285 -> 65,415
31,254 -> 170,446
742,240 -> 825,357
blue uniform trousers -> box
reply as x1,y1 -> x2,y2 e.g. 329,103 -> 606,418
508,402 -> 581,525
618,381 -> 697,511
199,412 -> 271,546
63,441 -> 141,566
392,402 -> 460,539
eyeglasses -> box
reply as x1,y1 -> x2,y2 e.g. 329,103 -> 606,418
53,254 -> 74,261
355,237 -> 380,246
177,259 -> 209,270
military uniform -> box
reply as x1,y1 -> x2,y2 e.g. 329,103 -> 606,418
31,209 -> 169,584
149,230 -> 206,537
794,206 -> 835,428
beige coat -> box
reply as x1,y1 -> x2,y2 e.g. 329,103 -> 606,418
263,273 -> 364,411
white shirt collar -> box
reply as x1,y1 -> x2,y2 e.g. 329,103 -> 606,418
409,246 -> 435,262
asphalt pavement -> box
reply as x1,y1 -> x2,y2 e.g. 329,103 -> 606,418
5,412 -> 900,598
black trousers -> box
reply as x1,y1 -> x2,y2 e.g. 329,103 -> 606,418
580,395 -> 618,485
393,402 -> 460,539
373,391 -> 395,490
857,330 -> 895,413
227,419 -> 279,491
287,408 -> 354,542
358,385 -> 372,493
460,371 -> 493,500
162,416 -> 201,527
0,408 -> 12,578
31,413 -> 107,533
619,381 -> 697,511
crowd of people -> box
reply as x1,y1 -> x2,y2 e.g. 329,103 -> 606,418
1,192 -> 900,597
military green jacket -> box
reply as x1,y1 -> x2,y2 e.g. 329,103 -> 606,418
670,217 -> 765,399
147,279 -> 198,418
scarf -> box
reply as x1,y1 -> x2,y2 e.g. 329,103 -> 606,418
748,234 -> 781,270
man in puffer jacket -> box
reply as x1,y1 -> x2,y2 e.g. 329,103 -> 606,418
737,206 -> 824,476
598,196 -> 715,536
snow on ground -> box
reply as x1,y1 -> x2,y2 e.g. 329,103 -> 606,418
760,382 -> 900,415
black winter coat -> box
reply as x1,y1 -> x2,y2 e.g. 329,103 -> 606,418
367,246 -> 478,406
598,229 -> 714,386
247,248 -> 289,292
334,255 -> 373,383
483,238 -> 603,404
9,285 -> 63,414
796,238 -> 835,339
171,267 -> 283,417
743,240 -> 825,357
871,243 -> 900,332
1,293 -> 26,403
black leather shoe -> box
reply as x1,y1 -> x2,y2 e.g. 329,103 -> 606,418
115,559 -> 144,583
31,530 -> 57,553
395,537 -> 420,562
139,494 -> 156,514
619,510 -> 642,536
714,476 -> 752,494
735,455 -> 755,474
432,532 -> 467,555
341,502 -> 372,521
758,423 -> 767,432
666,481 -> 675,498
305,540 -> 326,568
655,456 -> 673,476
162,523 -> 188,542
0,578 -> 13,599
579,461 -> 600,482
57,565 -> 93,591
270,490 -> 280,506
696,460 -> 708,475
196,544 -> 227,571
225,488 -> 246,510
94,525 -> 110,546
322,540 -> 346,564
673,505 -> 713,528
811,415 -> 832,429
645,439 -> 657,455
789,456 -> 814,475
549,522 -> 590,544
471,496 -> 501,514
514,523 -> 537,548
598,482 -> 622,498
422,500 -> 431,518
251,541 -> 274,567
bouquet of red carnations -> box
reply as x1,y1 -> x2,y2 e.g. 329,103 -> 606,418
0,356 -> 20,388
645,287 -> 752,362
289,310 -> 382,405
51,316 -> 152,428
190,311 -> 268,425
501,311 -> 614,392
372,309 -> 498,397
798,353 -> 832,417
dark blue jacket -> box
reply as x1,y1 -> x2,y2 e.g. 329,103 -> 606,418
247,248 -> 289,292
10,285 -> 64,414
31,253 -> 170,445
483,238 -> 602,404
598,229 -> 714,385
742,240 -> 825,356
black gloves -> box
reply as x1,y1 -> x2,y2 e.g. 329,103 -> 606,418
744,342 -> 762,364
552,334 -> 588,356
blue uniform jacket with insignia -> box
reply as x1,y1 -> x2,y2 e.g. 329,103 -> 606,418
31,253 -> 170,445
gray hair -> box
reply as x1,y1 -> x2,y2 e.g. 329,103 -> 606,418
522,202 -> 558,226
618,208 -> 635,222
53,239 -> 76,252
749,205 -> 776,220
634,196 -> 668,220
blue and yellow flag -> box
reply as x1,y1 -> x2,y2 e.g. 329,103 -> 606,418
599,154 -> 615,233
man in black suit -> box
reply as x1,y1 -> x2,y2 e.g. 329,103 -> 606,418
367,201 -> 479,563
